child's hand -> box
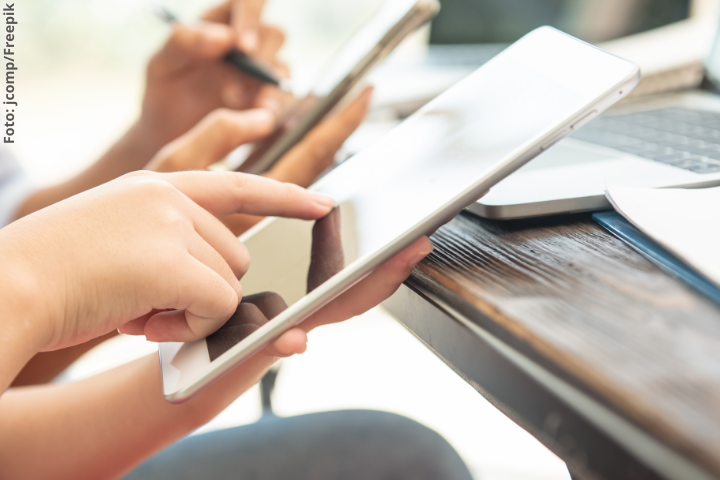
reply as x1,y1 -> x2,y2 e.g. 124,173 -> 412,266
0,170 -> 334,351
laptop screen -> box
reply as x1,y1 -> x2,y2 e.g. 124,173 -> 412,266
704,21 -> 720,89
430,0 -> 690,45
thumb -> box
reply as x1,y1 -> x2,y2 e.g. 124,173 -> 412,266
147,108 -> 277,172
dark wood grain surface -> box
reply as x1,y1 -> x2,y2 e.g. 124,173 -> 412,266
414,212 -> 720,476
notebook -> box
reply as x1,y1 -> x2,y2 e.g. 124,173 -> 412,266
593,210 -> 720,306
604,185 -> 720,290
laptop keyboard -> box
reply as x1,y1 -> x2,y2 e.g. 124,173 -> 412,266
571,107 -> 720,174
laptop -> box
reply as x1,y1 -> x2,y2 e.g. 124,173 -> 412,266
463,6 -> 720,219
426,0 -> 690,67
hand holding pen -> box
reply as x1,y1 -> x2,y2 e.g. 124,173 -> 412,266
154,5 -> 290,91
138,1 -> 293,149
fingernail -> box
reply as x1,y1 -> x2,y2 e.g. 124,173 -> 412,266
311,192 -> 337,210
242,30 -> 258,52
408,249 -> 433,270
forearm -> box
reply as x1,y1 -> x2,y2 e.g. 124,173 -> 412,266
0,356 -> 190,480
0,239 -> 50,391
0,352 -> 277,480
13,121 -> 163,219
11,331 -> 118,386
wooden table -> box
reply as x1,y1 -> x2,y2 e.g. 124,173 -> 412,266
383,211 -> 720,480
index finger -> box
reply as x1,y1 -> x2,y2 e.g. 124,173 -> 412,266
201,1 -> 232,23
231,0 -> 267,53
160,170 -> 336,219
148,22 -> 235,78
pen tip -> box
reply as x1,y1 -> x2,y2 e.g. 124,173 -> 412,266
152,4 -> 177,23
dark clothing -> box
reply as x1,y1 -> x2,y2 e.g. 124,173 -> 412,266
123,410 -> 473,480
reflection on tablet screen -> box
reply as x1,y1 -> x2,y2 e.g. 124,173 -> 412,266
206,208 -> 344,361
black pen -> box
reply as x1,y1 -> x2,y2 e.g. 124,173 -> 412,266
153,5 -> 287,90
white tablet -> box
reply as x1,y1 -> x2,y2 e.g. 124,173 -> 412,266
161,26 -> 640,403
236,0 -> 441,174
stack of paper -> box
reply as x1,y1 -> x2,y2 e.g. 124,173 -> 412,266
605,185 -> 720,288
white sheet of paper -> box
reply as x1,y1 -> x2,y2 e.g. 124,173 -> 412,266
605,185 -> 720,288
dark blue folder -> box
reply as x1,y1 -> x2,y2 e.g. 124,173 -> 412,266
593,211 -> 720,307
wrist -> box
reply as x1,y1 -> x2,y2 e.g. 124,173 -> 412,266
114,120 -> 167,170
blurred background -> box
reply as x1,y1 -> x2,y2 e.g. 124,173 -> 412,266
429,0 -> 689,44
13,0 -> 705,185
13,1 -> 718,479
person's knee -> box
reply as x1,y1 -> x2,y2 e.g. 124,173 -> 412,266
124,409 -> 473,480
263,409 -> 474,480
